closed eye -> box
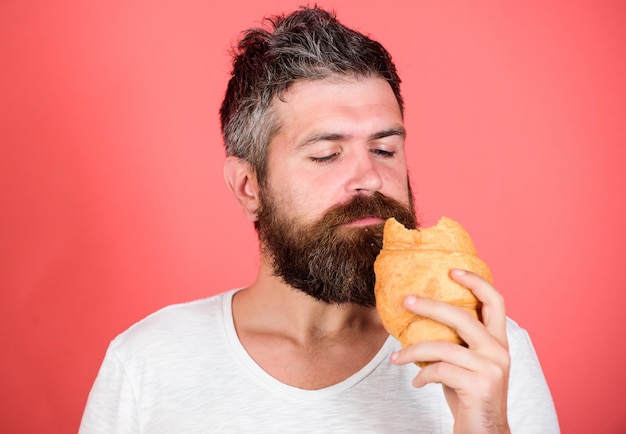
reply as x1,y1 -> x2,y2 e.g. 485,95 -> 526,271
310,152 -> 340,164
371,148 -> 396,158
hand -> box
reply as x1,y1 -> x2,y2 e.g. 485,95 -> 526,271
390,269 -> 511,434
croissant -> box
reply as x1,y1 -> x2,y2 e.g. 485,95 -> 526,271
374,217 -> 492,363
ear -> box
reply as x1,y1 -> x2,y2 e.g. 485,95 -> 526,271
223,156 -> 261,221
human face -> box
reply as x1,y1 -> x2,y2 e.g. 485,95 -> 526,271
262,76 -> 412,228
255,77 -> 417,306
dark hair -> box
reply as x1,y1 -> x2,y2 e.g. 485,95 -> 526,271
219,6 -> 403,183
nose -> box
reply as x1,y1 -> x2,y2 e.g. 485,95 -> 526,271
345,151 -> 383,193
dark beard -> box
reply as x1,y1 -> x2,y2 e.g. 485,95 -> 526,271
255,189 -> 418,308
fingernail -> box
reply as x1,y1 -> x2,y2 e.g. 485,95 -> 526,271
405,295 -> 418,305
390,352 -> 399,362
451,268 -> 466,276
412,377 -> 424,388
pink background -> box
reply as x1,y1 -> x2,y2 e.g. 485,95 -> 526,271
2,0 -> 625,432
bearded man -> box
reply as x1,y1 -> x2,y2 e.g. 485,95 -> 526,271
80,7 -> 559,433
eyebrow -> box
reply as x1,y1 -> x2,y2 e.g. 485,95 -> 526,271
298,127 -> 406,148
370,127 -> 406,141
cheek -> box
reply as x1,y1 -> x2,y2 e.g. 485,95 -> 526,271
380,168 -> 411,197
265,174 -> 329,221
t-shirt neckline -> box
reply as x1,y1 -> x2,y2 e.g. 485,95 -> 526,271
221,288 -> 397,400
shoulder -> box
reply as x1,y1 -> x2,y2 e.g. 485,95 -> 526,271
505,316 -> 528,340
108,290 -> 237,361
505,316 -> 538,357
504,320 -> 561,431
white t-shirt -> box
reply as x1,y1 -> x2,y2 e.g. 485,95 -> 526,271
79,290 -> 560,433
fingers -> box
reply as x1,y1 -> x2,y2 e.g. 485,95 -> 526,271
450,269 -> 508,347
389,269 -> 512,430
391,339 -> 480,371
403,294 -> 492,352
390,269 -> 509,368
390,297 -> 506,370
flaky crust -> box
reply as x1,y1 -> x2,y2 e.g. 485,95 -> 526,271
374,217 -> 492,355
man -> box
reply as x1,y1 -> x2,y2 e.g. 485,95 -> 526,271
80,7 -> 559,433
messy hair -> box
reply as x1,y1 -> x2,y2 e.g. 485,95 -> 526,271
219,6 -> 403,183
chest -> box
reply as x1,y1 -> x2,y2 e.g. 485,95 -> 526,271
239,332 -> 388,389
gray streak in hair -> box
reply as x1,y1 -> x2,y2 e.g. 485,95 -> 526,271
219,6 -> 403,184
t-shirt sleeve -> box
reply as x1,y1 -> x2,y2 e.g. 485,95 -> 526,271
506,319 -> 561,433
78,343 -> 139,434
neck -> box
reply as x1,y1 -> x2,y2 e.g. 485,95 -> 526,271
234,261 -> 382,341
231,260 -> 389,389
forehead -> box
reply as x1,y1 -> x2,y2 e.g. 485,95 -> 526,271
270,76 -> 404,144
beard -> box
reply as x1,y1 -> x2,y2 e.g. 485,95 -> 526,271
255,187 -> 419,308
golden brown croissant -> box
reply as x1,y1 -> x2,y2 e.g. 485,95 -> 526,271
374,217 -> 492,363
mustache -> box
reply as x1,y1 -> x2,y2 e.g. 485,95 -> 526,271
313,192 -> 417,230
